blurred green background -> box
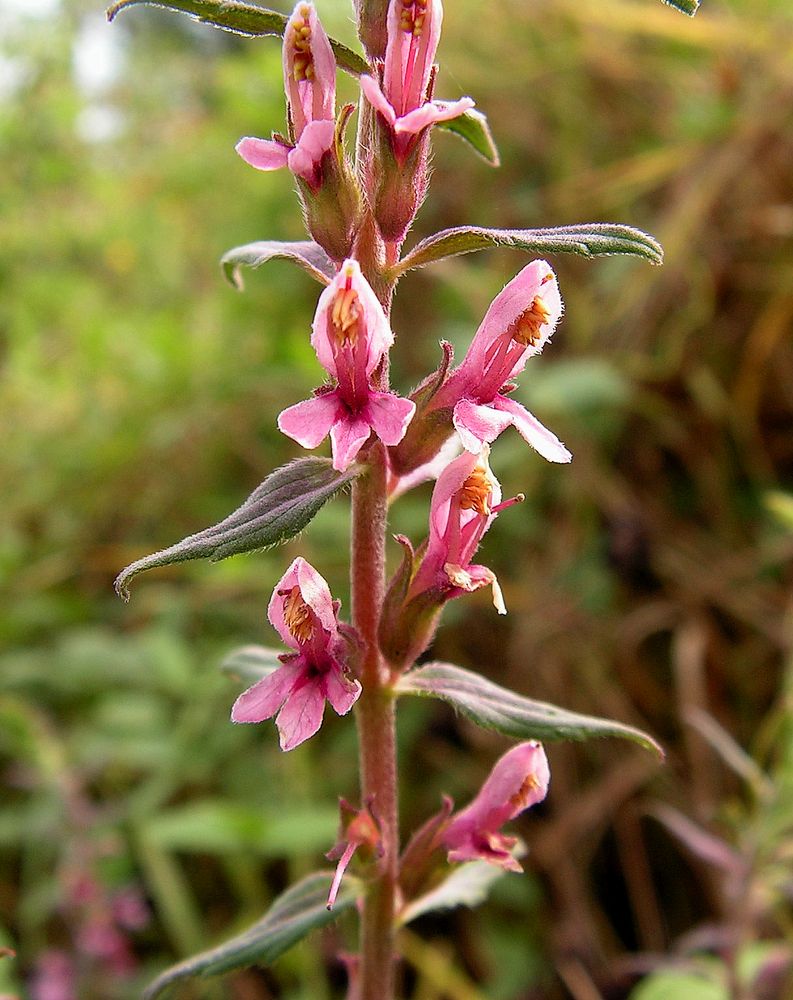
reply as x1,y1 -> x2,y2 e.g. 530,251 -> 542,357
1,0 -> 793,997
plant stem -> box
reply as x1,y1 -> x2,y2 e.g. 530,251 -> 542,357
352,443 -> 398,1000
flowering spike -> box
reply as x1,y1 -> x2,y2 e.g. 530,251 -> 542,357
278,260 -> 416,471
443,742 -> 550,871
231,558 -> 361,750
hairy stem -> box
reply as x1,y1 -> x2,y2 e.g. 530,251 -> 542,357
352,444 -> 398,1000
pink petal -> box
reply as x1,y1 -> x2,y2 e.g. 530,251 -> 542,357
453,398 -> 513,453
447,834 -> 523,872
445,562 -> 506,615
283,2 -> 336,137
394,96 -> 475,136
322,664 -> 362,716
275,675 -> 326,750
295,557 -> 338,635
491,395 -> 572,464
278,392 -> 341,449
268,558 -> 338,647
311,259 -> 393,380
459,261 -> 563,382
305,4 -> 336,122
363,391 -> 416,446
287,119 -> 335,184
427,449 -> 480,541
329,411 -> 372,471
360,74 -> 397,126
383,0 -> 443,116
230,659 -> 303,723
349,263 -> 394,375
480,742 -> 550,828
236,136 -> 290,172
444,742 -> 549,866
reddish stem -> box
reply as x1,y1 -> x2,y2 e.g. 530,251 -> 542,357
351,444 -> 399,1000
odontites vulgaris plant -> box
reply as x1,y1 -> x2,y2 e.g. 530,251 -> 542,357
107,0 -> 695,993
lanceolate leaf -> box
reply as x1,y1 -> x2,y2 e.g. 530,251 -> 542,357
397,662 -> 664,757
435,108 -> 500,166
398,861 -> 505,926
106,0 -> 370,76
221,240 -> 336,290
115,458 -> 362,599
393,223 -> 663,277
143,872 -> 360,1000
221,645 -> 283,685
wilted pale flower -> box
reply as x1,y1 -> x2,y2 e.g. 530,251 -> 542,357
231,557 -> 360,750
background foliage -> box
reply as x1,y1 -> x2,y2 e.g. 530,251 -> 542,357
1,0 -> 792,996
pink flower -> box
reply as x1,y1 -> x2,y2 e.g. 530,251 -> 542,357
407,446 -> 522,614
231,557 -> 361,750
434,260 -> 571,463
359,0 -> 473,160
236,2 -> 337,188
443,742 -> 550,871
278,259 -> 416,470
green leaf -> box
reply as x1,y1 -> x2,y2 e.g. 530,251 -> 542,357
398,861 -> 505,926
393,223 -> 663,277
142,871 -> 361,1000
115,458 -> 362,599
221,645 -> 283,686
106,0 -> 370,76
662,0 -> 700,15
435,108 -> 500,166
397,662 -> 664,757
221,240 -> 336,290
